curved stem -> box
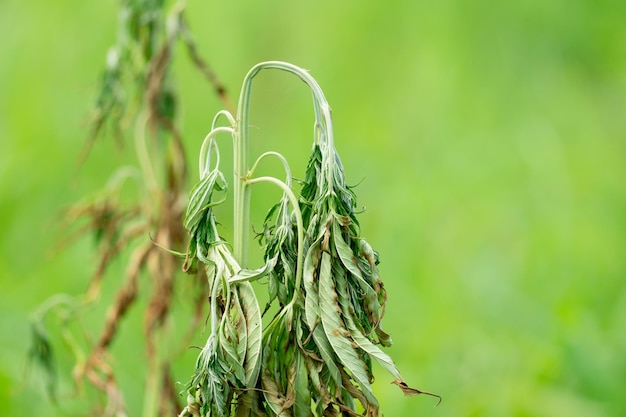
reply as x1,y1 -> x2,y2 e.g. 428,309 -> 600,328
198,126 -> 234,178
248,151 -> 293,189
245,176 -> 304,302
213,109 -> 236,128
234,61 -> 335,267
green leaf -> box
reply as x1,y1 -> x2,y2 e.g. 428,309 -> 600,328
229,255 -> 278,284
294,350 -> 312,417
184,170 -> 220,231
332,222 -> 380,317
239,282 -> 263,387
310,326 -> 342,391
331,221 -> 362,281
186,345 -> 231,417
318,252 -> 377,406
302,239 -> 322,331
335,274 -> 401,381
219,322 -> 246,385
261,312 -> 293,416
232,291 -> 248,370
301,238 -> 342,390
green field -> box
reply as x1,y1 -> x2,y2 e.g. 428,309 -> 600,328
1,1 -> 625,416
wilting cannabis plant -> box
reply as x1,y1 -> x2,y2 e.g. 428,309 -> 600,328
177,61 -> 440,417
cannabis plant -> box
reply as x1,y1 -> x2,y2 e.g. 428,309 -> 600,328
29,4 -> 438,415
176,61 -> 440,417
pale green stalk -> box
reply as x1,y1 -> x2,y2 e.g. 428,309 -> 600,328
212,109 -> 236,127
248,151 -> 293,188
198,126 -> 233,178
233,61 -> 335,267
245,176 -> 304,303
197,110 -> 237,178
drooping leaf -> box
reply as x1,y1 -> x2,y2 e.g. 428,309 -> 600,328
302,239 -> 322,331
239,282 -> 263,386
184,169 -> 224,233
391,380 -> 442,405
232,291 -> 248,373
229,255 -> 278,284
293,350 -> 312,417
334,271 -> 400,381
219,331 -> 246,385
332,222 -> 380,320
317,251 -> 377,406
261,371 -> 286,417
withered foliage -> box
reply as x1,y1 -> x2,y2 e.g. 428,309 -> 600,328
30,4 -> 440,417
175,62 -> 440,416
30,1 -> 228,416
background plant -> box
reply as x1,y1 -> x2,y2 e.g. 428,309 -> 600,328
2,1 -> 626,417
27,1 -> 232,415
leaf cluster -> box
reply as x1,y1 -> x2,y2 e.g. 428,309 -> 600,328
179,122 -> 439,416
179,160 -> 263,417
253,140 -> 440,417
28,2 -> 230,415
88,0 -> 231,151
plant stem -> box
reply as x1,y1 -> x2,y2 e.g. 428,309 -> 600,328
198,126 -> 233,178
233,61 -> 334,267
246,176 -> 304,300
248,151 -> 293,188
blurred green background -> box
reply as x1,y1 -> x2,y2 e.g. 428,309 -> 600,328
1,0 -> 625,416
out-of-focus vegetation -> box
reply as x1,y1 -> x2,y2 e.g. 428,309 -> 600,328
1,0 -> 625,416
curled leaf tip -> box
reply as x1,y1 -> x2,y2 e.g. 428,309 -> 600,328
392,379 -> 442,406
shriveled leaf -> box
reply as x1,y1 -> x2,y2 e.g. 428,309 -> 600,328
332,222 -> 380,318
310,326 -> 342,390
261,371 -> 286,417
219,325 -> 246,385
293,350 -> 312,417
339,369 -> 370,414
318,252 -> 377,406
334,274 -> 400,380
302,238 -> 322,331
238,283 -> 263,386
391,380 -> 442,406
232,291 -> 248,369
331,221 -> 363,281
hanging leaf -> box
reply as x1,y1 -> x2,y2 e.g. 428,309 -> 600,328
239,283 -> 263,386
318,251 -> 377,407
